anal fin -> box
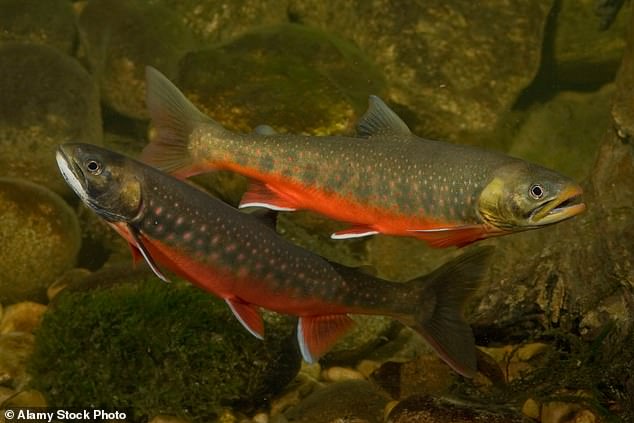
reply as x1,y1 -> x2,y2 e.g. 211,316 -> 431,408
297,315 -> 355,363
239,181 -> 297,212
226,298 -> 264,339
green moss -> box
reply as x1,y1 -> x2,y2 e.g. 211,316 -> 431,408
28,273 -> 300,422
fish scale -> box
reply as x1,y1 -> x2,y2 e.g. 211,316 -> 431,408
142,67 -> 585,248
57,142 -> 494,377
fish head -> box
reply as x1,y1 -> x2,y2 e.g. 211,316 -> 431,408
478,162 -> 586,231
56,143 -> 142,222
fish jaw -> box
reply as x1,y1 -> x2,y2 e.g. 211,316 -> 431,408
56,145 -> 89,203
528,184 -> 586,226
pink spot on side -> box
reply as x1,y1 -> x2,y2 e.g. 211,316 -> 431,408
176,217 -> 184,226
237,267 -> 249,278
155,207 -> 163,216
226,243 -> 237,252
183,232 -> 193,241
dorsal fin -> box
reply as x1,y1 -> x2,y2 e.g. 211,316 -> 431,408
356,95 -> 411,137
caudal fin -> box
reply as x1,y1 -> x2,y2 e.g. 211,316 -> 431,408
141,66 -> 223,177
410,246 -> 494,378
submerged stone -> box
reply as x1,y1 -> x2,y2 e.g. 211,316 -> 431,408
0,332 -> 35,389
386,395 -> 529,423
288,0 -> 552,140
28,269 -> 301,421
0,302 -> 47,335
507,84 -> 613,181
177,23 -> 386,134
0,43 -> 102,196
0,178 -> 81,303
78,0 -> 196,119
152,0 -> 287,45
552,0 -> 629,85
283,380 -> 390,423
0,0 -> 76,54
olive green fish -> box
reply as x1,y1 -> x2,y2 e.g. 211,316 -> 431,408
56,143 -> 493,377
141,67 -> 586,248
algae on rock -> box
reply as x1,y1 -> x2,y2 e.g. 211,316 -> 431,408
28,269 -> 301,422
0,178 -> 81,303
0,43 -> 102,196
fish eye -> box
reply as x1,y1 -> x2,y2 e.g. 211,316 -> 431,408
529,184 -> 544,200
85,159 -> 102,175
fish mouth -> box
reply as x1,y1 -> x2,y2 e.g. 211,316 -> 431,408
529,185 -> 586,225
56,144 -> 89,201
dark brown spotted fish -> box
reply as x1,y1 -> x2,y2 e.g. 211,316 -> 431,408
56,143 -> 493,377
141,67 -> 585,248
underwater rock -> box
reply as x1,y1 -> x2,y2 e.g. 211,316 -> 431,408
386,395 -> 530,423
0,43 -> 102,196
320,366 -> 365,382
177,23 -> 386,134
0,332 -> 35,389
283,380 -> 390,423
147,415 -> 190,423
0,302 -> 47,335
0,178 -> 81,304
152,0 -> 287,45
463,7 -> 634,420
28,269 -> 301,422
78,0 -> 196,119
288,0 -> 552,139
371,354 -> 456,400
552,0 -> 629,85
47,268 -> 92,301
1,389 -> 47,408
507,84 -> 614,181
0,0 -> 76,54
321,315 -> 398,365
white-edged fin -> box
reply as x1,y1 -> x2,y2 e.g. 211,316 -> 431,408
297,315 -> 355,363
128,227 -> 170,283
239,202 -> 297,212
253,124 -> 278,136
356,95 -> 411,137
226,299 -> 264,339
331,227 -> 379,240
238,181 -> 297,212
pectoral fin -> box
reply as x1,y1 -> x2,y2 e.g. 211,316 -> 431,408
127,226 -> 171,283
239,181 -> 297,212
226,298 -> 264,339
408,224 -> 490,248
102,223 -> 170,282
297,315 -> 355,363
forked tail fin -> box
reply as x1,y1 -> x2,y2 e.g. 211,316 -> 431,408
141,66 -> 224,177
409,246 -> 494,377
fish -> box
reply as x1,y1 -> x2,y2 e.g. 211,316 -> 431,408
140,67 -> 586,248
56,142 -> 493,377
